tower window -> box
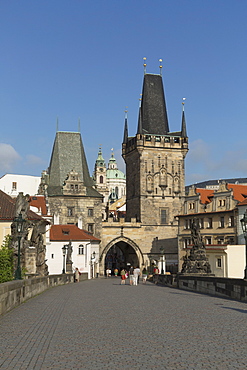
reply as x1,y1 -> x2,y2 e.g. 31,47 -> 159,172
88,208 -> 94,217
160,209 -> 167,224
88,224 -> 94,233
100,175 -> 103,183
67,207 -> 74,217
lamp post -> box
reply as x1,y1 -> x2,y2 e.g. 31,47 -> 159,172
240,211 -> 247,279
62,245 -> 68,274
14,213 -> 25,280
91,251 -> 96,278
160,247 -> 165,275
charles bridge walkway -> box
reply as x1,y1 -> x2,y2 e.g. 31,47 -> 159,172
0,277 -> 246,370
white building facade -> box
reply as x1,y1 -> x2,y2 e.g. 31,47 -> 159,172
0,174 -> 41,196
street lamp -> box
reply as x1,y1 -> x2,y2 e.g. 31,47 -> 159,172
160,247 -> 165,275
240,211 -> 247,279
62,245 -> 68,274
14,213 -> 25,280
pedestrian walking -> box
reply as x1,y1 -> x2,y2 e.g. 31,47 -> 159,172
133,266 -> 140,285
129,266 -> 134,285
120,268 -> 126,284
106,268 -> 111,277
74,267 -> 80,282
142,267 -> 148,284
114,268 -> 118,277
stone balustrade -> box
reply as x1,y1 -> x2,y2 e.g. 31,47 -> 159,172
0,273 -> 88,316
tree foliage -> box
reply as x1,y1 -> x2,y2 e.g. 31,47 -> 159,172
0,235 -> 14,283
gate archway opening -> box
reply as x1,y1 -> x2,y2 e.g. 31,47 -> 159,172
104,240 -> 141,275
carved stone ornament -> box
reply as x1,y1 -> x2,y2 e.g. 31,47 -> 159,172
181,219 -> 212,275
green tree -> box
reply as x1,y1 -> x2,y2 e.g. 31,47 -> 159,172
0,235 -> 14,283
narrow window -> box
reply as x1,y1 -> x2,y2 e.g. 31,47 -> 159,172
78,245 -> 84,255
88,208 -> 94,217
207,218 -> 212,228
160,209 -> 167,224
88,224 -> 94,233
217,258 -> 222,268
219,217 -> 224,228
67,207 -> 74,217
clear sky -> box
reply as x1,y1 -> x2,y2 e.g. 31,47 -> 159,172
1,0 -> 247,186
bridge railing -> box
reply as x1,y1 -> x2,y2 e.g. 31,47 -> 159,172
0,274 -> 76,316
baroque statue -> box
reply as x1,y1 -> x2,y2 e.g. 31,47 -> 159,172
181,218 -> 212,275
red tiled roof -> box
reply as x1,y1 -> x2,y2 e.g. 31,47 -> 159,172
237,198 -> 247,206
196,188 -> 214,204
30,195 -> 48,215
227,184 -> 247,202
0,190 -> 44,222
50,224 -> 100,242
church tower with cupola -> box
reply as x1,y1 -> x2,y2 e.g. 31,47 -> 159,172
93,146 -> 108,202
122,60 -> 188,231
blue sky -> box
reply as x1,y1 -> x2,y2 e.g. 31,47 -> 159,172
1,0 -> 247,185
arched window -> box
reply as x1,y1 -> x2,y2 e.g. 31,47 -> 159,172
100,175 -> 103,184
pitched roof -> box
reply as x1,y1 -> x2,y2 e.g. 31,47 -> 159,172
196,188 -> 214,204
138,74 -> 169,135
50,224 -> 100,242
30,195 -> 48,216
0,190 -> 44,221
47,131 -> 101,198
194,184 -> 247,205
227,184 -> 247,202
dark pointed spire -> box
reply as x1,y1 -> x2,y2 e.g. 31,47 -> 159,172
139,73 -> 169,135
181,98 -> 187,137
123,110 -> 129,144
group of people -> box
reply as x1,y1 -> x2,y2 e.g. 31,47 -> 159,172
119,266 -> 148,285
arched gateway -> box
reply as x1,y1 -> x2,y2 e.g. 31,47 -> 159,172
100,236 -> 144,273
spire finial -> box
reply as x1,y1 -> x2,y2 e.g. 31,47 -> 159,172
78,117 -> 81,132
143,57 -> 147,74
56,117 -> 59,132
139,94 -> 142,107
182,97 -> 186,112
159,58 -> 163,76
125,106 -> 128,119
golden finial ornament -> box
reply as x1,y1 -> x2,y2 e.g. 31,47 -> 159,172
159,59 -> 163,75
143,57 -> 147,74
182,97 -> 186,111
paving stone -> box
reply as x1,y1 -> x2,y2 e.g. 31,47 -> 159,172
0,278 -> 246,369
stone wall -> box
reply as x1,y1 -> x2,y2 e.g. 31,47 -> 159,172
177,275 -> 247,302
0,274 -> 79,316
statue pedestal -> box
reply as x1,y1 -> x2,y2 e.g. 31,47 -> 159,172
66,261 -> 73,273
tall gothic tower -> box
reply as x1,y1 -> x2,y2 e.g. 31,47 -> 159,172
40,131 -> 103,239
122,70 -> 188,228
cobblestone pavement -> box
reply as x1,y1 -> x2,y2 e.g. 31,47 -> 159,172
0,278 -> 246,370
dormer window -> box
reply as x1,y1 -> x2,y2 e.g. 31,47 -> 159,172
62,229 -> 70,235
